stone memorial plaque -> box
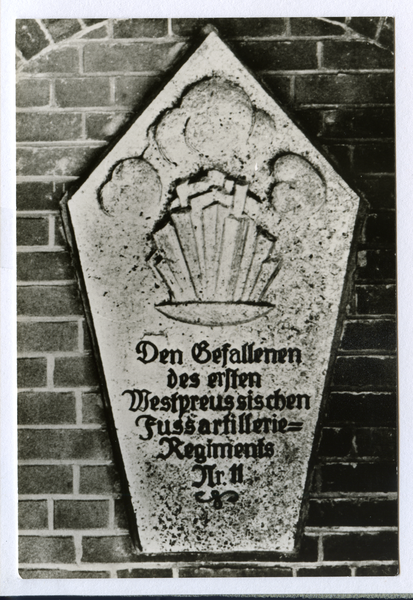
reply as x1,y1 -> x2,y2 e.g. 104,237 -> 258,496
64,31 -> 360,553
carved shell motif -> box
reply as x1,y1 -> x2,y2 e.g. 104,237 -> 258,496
148,170 -> 282,326
98,77 -> 327,326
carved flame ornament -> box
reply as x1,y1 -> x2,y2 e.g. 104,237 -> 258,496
149,170 -> 282,326
99,78 -> 327,329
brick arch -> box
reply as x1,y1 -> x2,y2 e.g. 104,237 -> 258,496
316,16 -> 393,50
16,19 -> 109,66
16,17 -> 394,70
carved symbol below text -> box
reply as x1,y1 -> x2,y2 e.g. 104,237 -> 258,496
194,490 -> 239,509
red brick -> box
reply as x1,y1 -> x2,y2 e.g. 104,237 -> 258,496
117,568 -> 173,577
18,357 -> 47,388
179,566 -> 293,577
323,531 -> 398,561
82,535 -> 138,562
17,284 -> 83,316
43,19 -> 81,42
348,17 -> 381,40
356,564 -> 398,576
19,500 -> 48,529
82,321 -> 93,352
79,465 -> 121,494
323,108 -> 394,139
290,18 -> 344,36
19,536 -> 75,563
171,18 -> 286,38
340,319 -> 396,351
23,47 -> 79,74
362,212 -> 395,245
18,391 -> 76,425
17,321 -> 79,353
54,500 -> 109,529
17,113 -> 83,142
17,252 -> 74,281
16,20 -> 49,60
16,182 -> 67,211
51,216 -> 64,247
114,75 -> 159,106
323,40 -> 394,69
317,462 -> 397,493
354,143 -> 395,173
113,19 -> 168,38
19,465 -> 73,494
17,146 -> 103,177
379,19 -> 394,51
236,40 -> 317,71
297,565 -> 351,577
295,73 -> 394,104
82,26 -> 107,40
17,217 -> 49,246
85,112 -> 132,141
322,144 -> 351,171
54,355 -> 99,387
55,78 -> 111,107
81,392 -> 106,424
114,499 -> 129,529
20,568 -> 110,578
258,75 -> 292,106
291,108 -> 324,137
355,427 -> 397,459
356,249 -> 396,281
318,427 -> 353,457
356,175 -> 395,210
83,19 -> 106,26
18,429 -> 112,460
292,535 -> 319,562
102,492 -> 123,525
332,356 -> 396,389
16,79 -> 50,107
307,498 -> 398,527
325,392 -> 397,426
355,284 -> 396,314
83,42 -> 185,73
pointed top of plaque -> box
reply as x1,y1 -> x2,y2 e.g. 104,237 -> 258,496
69,30 -> 358,213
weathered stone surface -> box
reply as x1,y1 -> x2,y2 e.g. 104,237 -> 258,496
67,33 -> 359,553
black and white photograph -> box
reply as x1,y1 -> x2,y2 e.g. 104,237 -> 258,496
3,5 -> 412,596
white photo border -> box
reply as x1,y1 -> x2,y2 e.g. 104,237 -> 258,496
2,0 -> 412,595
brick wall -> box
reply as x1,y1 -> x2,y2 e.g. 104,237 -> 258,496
16,18 -> 397,578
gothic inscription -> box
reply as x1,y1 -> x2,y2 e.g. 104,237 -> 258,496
123,340 -> 309,506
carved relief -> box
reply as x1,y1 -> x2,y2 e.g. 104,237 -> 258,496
98,78 -> 326,327
99,158 -> 162,218
148,170 -> 281,326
